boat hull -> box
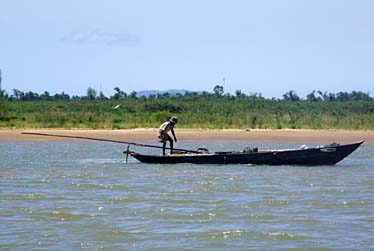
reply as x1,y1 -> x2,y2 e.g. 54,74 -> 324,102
129,141 -> 364,166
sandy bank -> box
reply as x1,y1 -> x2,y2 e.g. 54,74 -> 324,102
0,129 -> 372,143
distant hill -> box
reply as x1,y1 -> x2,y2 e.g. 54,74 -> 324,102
136,89 -> 188,97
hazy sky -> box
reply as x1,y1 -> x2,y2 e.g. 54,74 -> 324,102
1,0 -> 374,98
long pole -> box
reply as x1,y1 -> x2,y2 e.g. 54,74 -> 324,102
21,132 -> 200,153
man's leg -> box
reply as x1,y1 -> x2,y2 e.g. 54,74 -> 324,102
169,138 -> 174,155
162,141 -> 166,155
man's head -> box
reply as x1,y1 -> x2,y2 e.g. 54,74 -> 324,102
170,116 -> 178,124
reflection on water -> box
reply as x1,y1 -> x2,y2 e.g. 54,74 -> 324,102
0,141 -> 373,250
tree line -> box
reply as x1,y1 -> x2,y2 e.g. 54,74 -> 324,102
0,86 -> 372,102
1,85 -> 373,130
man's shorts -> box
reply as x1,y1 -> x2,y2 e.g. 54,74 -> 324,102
157,130 -> 171,142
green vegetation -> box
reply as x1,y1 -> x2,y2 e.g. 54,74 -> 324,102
0,87 -> 373,130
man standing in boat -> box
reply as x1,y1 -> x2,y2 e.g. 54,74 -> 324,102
158,116 -> 178,155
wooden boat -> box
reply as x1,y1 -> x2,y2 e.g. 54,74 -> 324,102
128,140 -> 364,165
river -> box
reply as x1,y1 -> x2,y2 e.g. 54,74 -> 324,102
1,141 -> 373,250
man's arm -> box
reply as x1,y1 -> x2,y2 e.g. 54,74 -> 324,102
171,128 -> 177,142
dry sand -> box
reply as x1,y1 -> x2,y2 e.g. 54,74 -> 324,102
0,128 -> 373,143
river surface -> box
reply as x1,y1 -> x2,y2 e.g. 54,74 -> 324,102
1,141 -> 373,250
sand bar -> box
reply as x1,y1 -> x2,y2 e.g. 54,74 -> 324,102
0,129 -> 373,143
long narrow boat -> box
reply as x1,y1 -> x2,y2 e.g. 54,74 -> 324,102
128,140 -> 364,165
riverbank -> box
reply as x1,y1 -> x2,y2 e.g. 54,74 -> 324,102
0,129 -> 373,143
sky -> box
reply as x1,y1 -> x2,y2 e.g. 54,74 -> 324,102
1,0 -> 374,98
